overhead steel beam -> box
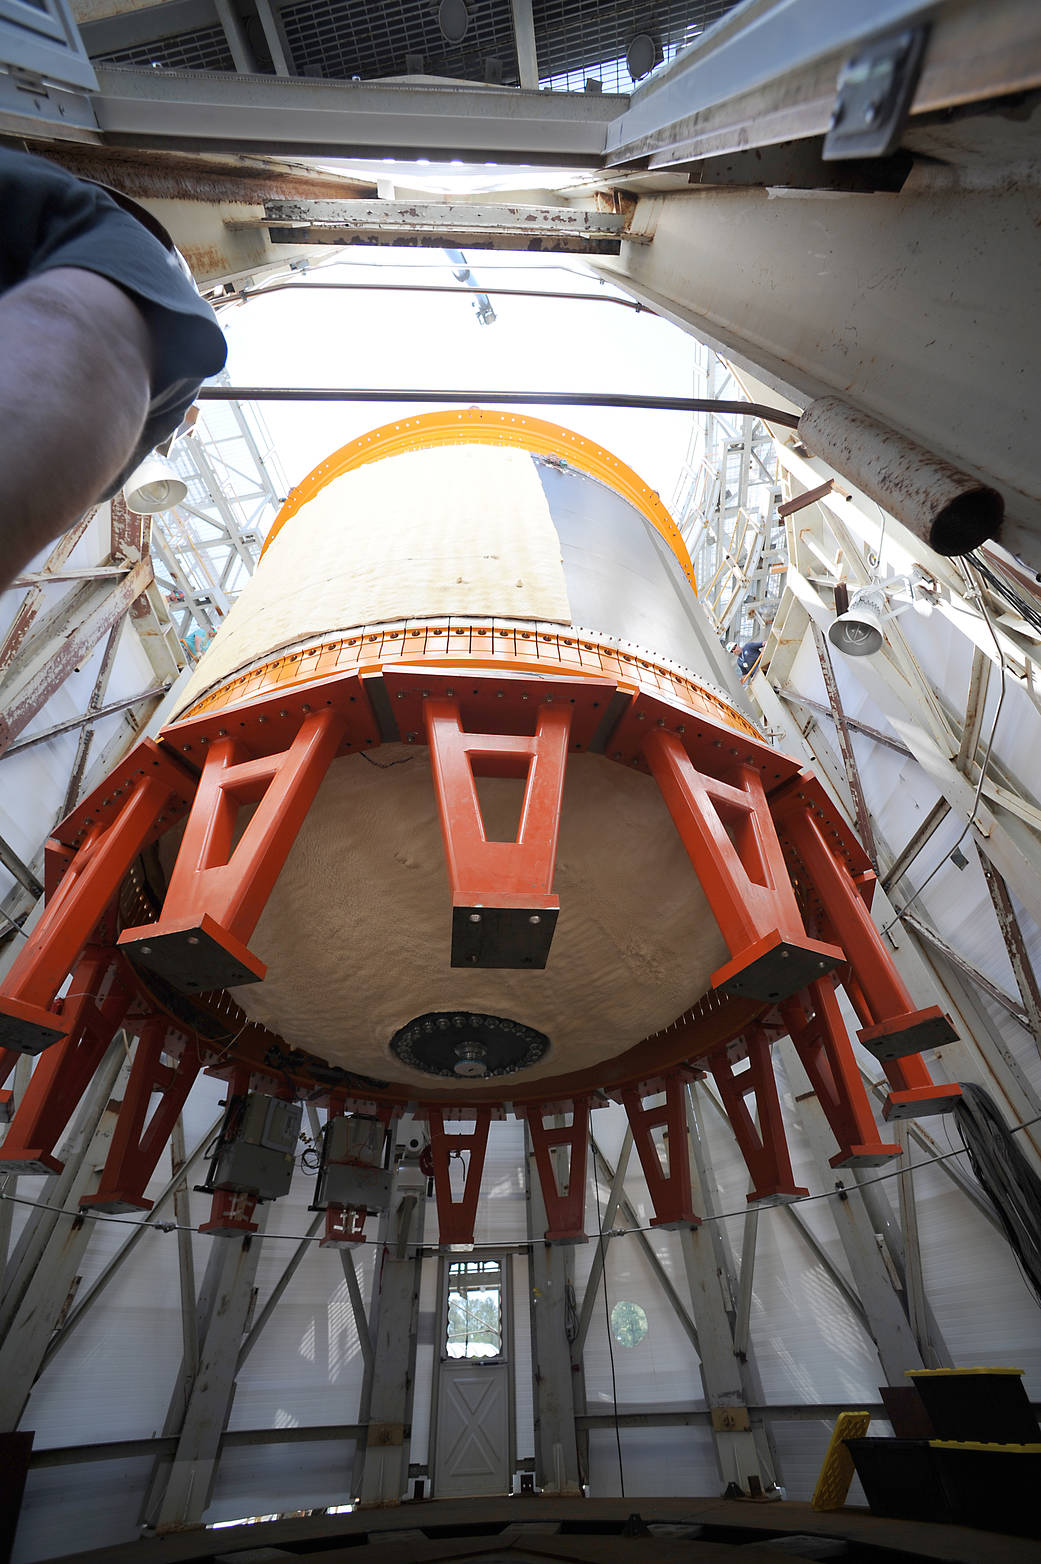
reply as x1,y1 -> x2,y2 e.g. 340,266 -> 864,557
90,66 -> 627,164
604,0 -> 1041,167
898,908 -> 1030,1029
233,199 -> 638,255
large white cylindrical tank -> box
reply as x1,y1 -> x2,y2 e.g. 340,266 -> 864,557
167,417 -> 757,1094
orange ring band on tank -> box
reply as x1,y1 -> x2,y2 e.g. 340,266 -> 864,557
259,409 -> 698,594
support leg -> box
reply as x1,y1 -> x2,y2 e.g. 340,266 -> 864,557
120,709 -> 346,993
643,728 -> 841,1001
81,1017 -> 202,1213
780,980 -> 901,1166
705,1027 -> 809,1203
0,743 -> 187,1051
424,698 -> 570,969
521,1097 -> 591,1242
618,1071 -> 700,1229
0,950 -> 129,1176
426,1108 -> 491,1249
774,780 -> 961,1087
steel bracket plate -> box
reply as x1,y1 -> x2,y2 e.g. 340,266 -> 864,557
823,25 -> 928,161
451,900 -> 558,970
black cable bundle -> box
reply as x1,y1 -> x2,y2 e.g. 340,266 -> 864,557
955,1082 -> 1041,1306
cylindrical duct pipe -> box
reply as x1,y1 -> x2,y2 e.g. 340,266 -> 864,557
798,396 -> 1003,556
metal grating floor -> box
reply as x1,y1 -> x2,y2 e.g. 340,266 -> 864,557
94,24 -> 235,72
278,0 -> 520,84
533,0 -> 739,92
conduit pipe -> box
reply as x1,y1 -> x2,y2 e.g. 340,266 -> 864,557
798,397 -> 1004,557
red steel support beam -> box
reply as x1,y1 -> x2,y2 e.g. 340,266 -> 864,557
81,1017 -> 202,1213
521,1096 -> 592,1242
0,949 -> 129,1174
120,708 -> 346,993
427,1108 -> 492,1249
773,774 -> 960,1094
706,1026 -> 809,1203
619,1072 -> 700,1229
643,726 -> 841,1003
779,980 -> 900,1166
0,750 -> 184,1053
424,697 -> 571,969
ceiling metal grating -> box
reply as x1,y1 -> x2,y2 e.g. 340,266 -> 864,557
277,0 -> 520,84
94,24 -> 235,72
533,0 -> 739,93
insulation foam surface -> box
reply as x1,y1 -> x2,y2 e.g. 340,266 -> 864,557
229,748 -> 728,1089
173,444 -> 571,717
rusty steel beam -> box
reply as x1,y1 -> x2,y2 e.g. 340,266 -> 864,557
880,798 -> 953,894
780,691 -> 912,759
0,512 -> 96,683
777,480 -> 834,519
3,684 -> 169,759
36,146 -> 373,207
978,854 -> 1041,1057
899,909 -> 1031,1029
811,621 -> 877,869
956,647 -> 991,775
0,835 -> 43,900
59,623 -> 124,821
0,560 -> 153,761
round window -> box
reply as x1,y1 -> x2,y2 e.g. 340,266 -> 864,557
610,1299 -> 648,1348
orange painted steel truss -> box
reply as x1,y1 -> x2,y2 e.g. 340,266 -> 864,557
0,659 -> 961,1235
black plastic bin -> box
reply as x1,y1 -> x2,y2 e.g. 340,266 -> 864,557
844,1437 -> 954,1524
931,1441 -> 1041,1538
907,1368 -> 1040,1443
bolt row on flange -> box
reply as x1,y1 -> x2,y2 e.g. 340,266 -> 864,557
0,661 -> 961,1241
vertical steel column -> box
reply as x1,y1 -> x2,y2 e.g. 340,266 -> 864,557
686,1083 -> 781,1488
678,1087 -> 775,1496
352,1161 -> 427,1505
142,1215 -> 268,1530
525,1128 -> 581,1494
778,1038 -> 924,1385
0,1034 -> 129,1431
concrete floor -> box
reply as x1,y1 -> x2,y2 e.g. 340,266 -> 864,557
43,1496 -> 1041,1564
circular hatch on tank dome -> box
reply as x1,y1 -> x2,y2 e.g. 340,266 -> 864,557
390,1012 -> 550,1080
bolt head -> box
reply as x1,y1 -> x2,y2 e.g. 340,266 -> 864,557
469,912 -> 482,923
140,946 -> 152,956
187,935 -> 200,946
528,914 -> 541,925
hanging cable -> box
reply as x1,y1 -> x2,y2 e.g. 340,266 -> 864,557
954,1083 -> 1041,1307
592,1153 -> 625,1497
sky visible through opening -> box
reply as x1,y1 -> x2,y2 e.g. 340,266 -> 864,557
220,244 -> 708,515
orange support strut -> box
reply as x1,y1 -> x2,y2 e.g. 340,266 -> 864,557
643,727 -> 842,1003
120,708 -> 346,994
424,697 -> 571,969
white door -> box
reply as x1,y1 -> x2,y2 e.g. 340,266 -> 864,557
432,1257 -> 511,1497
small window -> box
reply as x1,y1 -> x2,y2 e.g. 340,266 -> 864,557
445,1258 -> 502,1360
610,1299 -> 648,1348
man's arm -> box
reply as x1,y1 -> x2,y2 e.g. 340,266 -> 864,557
0,265 -> 153,589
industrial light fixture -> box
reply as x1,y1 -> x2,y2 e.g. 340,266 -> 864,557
828,574 -> 936,658
122,452 -> 188,515
438,0 -> 469,44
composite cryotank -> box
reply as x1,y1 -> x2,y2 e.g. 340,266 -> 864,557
158,410 -> 762,1096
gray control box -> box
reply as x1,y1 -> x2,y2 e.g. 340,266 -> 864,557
212,1094 -> 302,1200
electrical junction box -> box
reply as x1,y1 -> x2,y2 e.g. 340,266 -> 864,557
211,1093 -> 302,1200
319,1114 -> 391,1211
